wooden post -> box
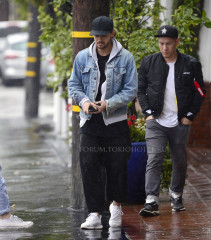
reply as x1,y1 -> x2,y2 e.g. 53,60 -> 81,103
24,3 -> 41,119
71,0 -> 110,210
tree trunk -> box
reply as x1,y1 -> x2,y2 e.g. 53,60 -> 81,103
24,3 -> 41,119
71,0 -> 110,210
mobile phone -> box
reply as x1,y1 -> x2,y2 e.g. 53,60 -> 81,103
88,106 -> 98,112
88,103 -> 101,112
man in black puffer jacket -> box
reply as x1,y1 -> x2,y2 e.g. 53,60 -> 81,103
138,25 -> 206,217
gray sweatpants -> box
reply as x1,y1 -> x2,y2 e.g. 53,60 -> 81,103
145,119 -> 190,201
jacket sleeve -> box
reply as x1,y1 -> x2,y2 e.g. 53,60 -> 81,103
68,53 -> 90,107
185,60 -> 206,121
137,57 -> 152,118
106,54 -> 138,114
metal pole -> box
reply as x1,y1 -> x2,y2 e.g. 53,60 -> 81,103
24,3 -> 41,119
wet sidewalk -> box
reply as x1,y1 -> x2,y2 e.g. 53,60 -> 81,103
0,86 -> 211,239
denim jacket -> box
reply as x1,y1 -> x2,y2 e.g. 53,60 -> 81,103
68,38 -> 138,126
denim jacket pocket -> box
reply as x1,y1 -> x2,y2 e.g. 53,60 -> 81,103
81,66 -> 91,84
114,67 -> 126,82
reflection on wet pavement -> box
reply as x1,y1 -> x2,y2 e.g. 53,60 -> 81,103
0,231 -> 33,240
82,227 -> 123,239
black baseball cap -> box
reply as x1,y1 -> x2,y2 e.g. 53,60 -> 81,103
90,16 -> 113,36
154,25 -> 178,39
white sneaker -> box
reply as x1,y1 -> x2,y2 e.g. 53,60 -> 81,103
80,213 -> 103,229
109,203 -> 123,228
0,215 -> 33,228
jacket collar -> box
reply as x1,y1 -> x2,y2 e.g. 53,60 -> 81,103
89,38 -> 123,63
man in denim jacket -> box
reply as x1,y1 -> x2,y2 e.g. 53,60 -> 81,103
68,16 -> 137,229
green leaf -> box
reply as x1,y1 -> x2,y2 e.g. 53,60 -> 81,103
205,21 -> 211,28
202,9 -> 207,18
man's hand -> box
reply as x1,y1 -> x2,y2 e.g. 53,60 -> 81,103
82,101 -> 92,114
146,115 -> 154,121
82,101 -> 106,114
91,101 -> 106,114
181,117 -> 192,125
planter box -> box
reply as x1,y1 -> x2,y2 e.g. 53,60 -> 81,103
127,142 -> 147,203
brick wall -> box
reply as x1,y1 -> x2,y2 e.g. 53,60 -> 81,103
188,82 -> 211,148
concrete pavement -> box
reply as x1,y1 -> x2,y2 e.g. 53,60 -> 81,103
0,86 -> 77,239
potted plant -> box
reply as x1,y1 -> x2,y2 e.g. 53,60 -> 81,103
127,113 -> 147,203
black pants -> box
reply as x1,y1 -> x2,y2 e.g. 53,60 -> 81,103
80,133 -> 131,213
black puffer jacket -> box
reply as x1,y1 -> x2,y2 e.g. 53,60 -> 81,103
137,50 -> 206,122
